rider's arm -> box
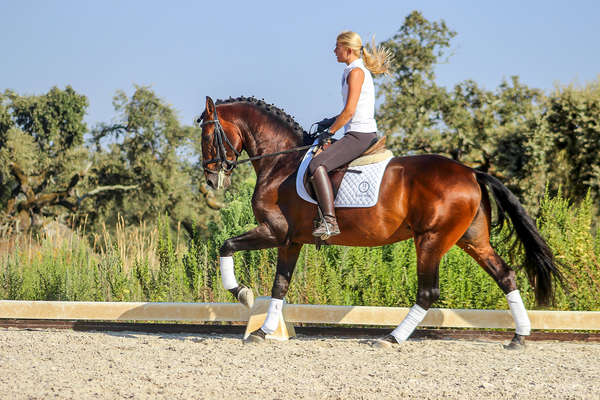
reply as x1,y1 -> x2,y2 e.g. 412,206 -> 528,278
328,68 -> 365,134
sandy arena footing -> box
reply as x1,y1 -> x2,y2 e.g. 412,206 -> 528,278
1,328 -> 599,399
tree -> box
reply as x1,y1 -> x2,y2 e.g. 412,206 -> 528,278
375,12 -> 557,213
440,77 -> 551,211
545,80 -> 600,210
0,93 -> 15,210
0,87 -> 135,233
0,85 -> 239,236
88,85 -> 217,235
376,10 -> 456,150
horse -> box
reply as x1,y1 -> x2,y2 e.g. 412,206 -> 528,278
198,95 -> 562,349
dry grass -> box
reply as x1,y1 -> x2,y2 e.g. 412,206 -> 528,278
1,215 -> 188,277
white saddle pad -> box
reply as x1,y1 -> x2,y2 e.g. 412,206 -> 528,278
296,144 -> 393,208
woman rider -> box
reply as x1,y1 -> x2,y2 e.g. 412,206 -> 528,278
309,31 -> 391,239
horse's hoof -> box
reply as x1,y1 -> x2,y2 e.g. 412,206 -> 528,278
237,286 -> 254,309
373,334 -> 398,349
244,329 -> 266,344
503,334 -> 526,350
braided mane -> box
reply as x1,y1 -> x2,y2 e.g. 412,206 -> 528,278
215,96 -> 309,144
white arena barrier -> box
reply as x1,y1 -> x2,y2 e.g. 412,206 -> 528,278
1,299 -> 599,331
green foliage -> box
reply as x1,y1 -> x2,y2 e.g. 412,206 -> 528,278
0,85 -> 222,238
129,216 -> 191,302
537,189 -> 600,309
5,86 -> 88,155
87,85 -> 213,235
95,251 -> 130,302
377,11 -> 456,146
545,80 -> 600,210
0,87 -> 91,232
1,232 -> 100,301
439,78 -> 551,212
182,237 -> 213,302
0,93 -> 15,148
0,128 -> 39,180
376,12 -> 600,216
2,189 -> 598,311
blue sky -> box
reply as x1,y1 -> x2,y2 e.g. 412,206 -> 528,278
1,1 -> 599,131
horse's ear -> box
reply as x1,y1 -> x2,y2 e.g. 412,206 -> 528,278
205,96 -> 215,116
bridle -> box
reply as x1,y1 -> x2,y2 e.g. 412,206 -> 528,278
199,112 -> 241,188
198,108 -> 314,189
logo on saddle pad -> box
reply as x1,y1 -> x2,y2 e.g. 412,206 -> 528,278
358,181 -> 370,193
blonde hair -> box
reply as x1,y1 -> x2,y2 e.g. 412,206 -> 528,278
336,31 -> 392,75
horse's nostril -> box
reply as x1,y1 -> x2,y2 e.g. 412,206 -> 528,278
204,176 -> 216,190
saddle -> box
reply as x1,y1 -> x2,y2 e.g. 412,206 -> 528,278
302,136 -> 393,198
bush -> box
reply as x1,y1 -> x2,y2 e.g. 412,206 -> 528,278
1,186 -> 598,311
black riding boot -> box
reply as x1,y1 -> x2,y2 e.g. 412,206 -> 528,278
310,166 -> 340,239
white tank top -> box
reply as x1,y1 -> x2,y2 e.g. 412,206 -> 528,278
337,58 -> 377,138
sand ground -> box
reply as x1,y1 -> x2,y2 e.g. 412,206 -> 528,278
0,328 -> 599,399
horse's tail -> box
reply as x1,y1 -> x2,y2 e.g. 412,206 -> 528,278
475,170 -> 563,306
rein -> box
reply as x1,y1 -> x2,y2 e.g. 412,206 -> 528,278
199,113 -> 313,188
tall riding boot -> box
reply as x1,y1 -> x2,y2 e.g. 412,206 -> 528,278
310,165 -> 340,239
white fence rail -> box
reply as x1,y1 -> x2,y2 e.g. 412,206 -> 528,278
1,300 -> 599,330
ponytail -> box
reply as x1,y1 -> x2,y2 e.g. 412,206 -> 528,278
361,37 -> 392,75
337,31 -> 392,75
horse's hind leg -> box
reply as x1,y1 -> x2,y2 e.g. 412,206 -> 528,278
377,229 -> 466,348
457,209 -> 530,349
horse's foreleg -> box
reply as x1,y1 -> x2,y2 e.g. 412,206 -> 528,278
219,223 -> 280,256
256,243 -> 303,337
218,223 -> 281,308
397,233 -> 443,341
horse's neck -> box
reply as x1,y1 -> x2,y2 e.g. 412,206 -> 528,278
243,120 -> 300,157
255,149 -> 306,183
238,109 -> 304,178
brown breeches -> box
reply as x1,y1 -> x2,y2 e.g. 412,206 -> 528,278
308,131 -> 378,176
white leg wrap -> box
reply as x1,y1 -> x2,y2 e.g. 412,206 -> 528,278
390,304 -> 427,343
219,257 -> 238,290
260,298 -> 284,334
506,290 -> 531,335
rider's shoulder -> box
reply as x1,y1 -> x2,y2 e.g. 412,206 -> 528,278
347,67 -> 365,81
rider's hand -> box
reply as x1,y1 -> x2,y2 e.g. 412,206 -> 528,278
318,129 -> 333,146
316,116 -> 336,131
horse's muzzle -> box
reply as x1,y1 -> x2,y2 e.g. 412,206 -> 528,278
206,172 -> 232,190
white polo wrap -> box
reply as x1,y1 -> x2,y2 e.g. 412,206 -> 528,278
219,256 -> 238,290
261,298 -> 284,334
390,304 -> 427,342
506,290 -> 531,336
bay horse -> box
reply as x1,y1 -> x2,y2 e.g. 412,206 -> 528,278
199,96 -> 562,349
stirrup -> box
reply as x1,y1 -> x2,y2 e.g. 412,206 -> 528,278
313,208 -> 340,240
315,222 -> 336,240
